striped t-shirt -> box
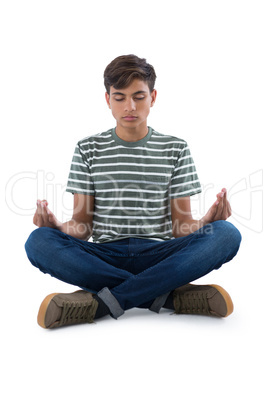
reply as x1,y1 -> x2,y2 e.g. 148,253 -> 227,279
66,126 -> 201,243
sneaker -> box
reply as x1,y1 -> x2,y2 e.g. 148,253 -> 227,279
173,284 -> 234,317
37,290 -> 98,329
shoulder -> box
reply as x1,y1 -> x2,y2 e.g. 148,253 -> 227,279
77,128 -> 113,149
150,128 -> 188,149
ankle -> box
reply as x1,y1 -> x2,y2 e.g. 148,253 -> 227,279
93,295 -> 111,319
163,291 -> 174,310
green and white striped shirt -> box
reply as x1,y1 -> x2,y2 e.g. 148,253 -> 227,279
66,127 -> 201,243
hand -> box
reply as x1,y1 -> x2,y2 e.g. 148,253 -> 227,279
202,188 -> 232,225
33,199 -> 62,229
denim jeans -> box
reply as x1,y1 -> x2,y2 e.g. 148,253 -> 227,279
25,220 -> 241,317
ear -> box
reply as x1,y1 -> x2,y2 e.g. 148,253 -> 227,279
150,89 -> 157,107
105,92 -> 111,109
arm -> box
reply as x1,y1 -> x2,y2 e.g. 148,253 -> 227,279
33,194 -> 95,241
171,188 -> 232,238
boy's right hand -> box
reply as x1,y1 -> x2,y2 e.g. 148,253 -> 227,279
33,200 -> 62,230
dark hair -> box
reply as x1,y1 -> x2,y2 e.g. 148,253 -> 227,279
104,54 -> 156,94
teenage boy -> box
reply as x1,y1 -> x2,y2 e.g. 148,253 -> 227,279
25,54 -> 241,329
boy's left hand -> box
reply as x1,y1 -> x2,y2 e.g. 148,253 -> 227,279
202,188 -> 232,224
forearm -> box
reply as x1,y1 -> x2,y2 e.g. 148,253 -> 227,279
58,219 -> 92,241
172,217 -> 209,238
33,198 -> 93,241
171,189 -> 231,238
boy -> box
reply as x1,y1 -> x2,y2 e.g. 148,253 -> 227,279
25,54 -> 241,329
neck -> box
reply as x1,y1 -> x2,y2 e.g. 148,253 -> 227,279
115,122 -> 148,142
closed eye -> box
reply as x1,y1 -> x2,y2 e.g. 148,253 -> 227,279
114,97 -> 145,102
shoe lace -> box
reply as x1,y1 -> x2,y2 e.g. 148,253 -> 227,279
175,291 -> 210,315
59,300 -> 98,326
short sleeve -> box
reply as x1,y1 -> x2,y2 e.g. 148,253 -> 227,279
169,142 -> 202,198
66,143 -> 95,195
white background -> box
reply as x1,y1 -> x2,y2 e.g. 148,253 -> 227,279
1,1 -> 267,401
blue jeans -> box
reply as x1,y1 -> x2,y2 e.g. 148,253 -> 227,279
25,221 -> 241,317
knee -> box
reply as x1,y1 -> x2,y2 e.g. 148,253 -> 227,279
211,220 -> 242,253
25,227 -> 56,260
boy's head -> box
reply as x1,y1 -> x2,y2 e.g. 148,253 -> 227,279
104,54 -> 156,94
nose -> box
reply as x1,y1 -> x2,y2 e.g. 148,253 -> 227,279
124,98 -> 136,112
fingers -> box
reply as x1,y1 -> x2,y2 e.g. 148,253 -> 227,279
215,189 -> 225,205
34,200 -> 54,227
34,200 -> 46,227
222,189 -> 232,218
33,200 -> 42,226
214,188 -> 232,220
202,188 -> 232,225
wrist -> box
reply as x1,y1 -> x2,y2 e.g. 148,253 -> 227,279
60,219 -> 92,240
199,216 -> 211,227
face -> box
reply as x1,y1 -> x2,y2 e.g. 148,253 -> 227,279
105,79 -> 157,131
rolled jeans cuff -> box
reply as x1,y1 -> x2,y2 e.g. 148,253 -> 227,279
97,287 -> 124,319
149,292 -> 171,313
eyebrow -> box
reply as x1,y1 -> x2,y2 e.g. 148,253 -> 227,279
111,90 -> 147,96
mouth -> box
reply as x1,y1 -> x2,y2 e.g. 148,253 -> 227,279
122,116 -> 138,121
